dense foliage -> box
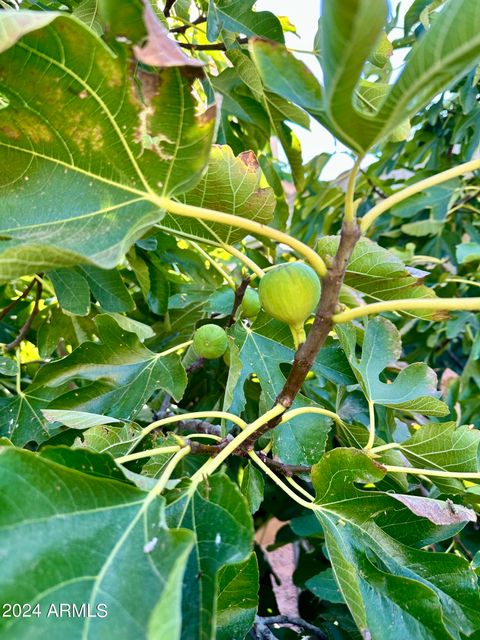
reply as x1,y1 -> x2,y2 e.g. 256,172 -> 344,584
0,1 -> 480,638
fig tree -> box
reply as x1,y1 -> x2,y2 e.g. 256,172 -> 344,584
258,262 -> 320,349
193,324 -> 228,359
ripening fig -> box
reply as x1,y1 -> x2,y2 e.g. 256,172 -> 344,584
193,324 -> 228,359
240,288 -> 261,319
258,262 -> 320,349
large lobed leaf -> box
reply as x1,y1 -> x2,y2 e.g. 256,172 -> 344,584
312,448 -> 480,640
318,237 -> 441,321
225,323 -> 355,465
166,474 -> 254,640
0,315 -> 187,446
161,145 -> 275,245
338,317 -> 449,417
0,10 -> 215,280
251,0 -> 480,152
0,446 -> 194,639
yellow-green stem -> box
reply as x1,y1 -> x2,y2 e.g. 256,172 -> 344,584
368,442 -> 401,455
344,157 -> 362,224
184,433 -> 222,442
221,242 -> 266,278
383,465 -> 480,480
281,406 -> 345,427
149,446 -> 192,498
333,297 -> 480,323
139,410 -> 247,442
157,340 -> 193,358
290,324 -> 306,351
116,445 -> 181,464
189,241 -> 236,289
286,476 -> 315,501
446,278 -> 480,289
365,400 -> 376,451
156,197 -> 328,278
361,158 -> 480,232
248,450 -> 315,509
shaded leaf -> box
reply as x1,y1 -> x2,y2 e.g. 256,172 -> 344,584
225,324 -> 335,466
217,553 -> 259,640
48,268 -> 91,316
241,461 -> 264,513
0,446 -> 194,639
207,0 -> 284,43
166,474 -> 254,640
311,448 -> 480,640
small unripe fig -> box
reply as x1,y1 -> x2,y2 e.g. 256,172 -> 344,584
241,288 -> 261,319
193,324 -> 228,359
258,262 -> 320,349
368,32 -> 393,68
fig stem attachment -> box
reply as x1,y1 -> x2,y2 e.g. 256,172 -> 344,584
290,324 -> 306,351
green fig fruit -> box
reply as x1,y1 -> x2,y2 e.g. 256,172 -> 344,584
241,288 -> 261,319
258,262 -> 320,349
193,324 -> 228,359
368,31 -> 393,68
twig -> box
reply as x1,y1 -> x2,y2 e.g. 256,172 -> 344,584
453,535 -> 473,561
0,279 -> 36,321
170,16 -> 206,33
256,452 -> 311,477
163,0 -> 176,18
175,419 -> 222,437
177,37 -> 248,51
257,615 -> 327,640
253,620 -> 277,640
227,276 -> 250,327
186,357 -> 205,374
243,220 -> 361,448
4,279 -> 43,351
360,169 -> 389,199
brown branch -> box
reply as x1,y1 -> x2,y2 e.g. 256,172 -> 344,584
0,279 -> 37,321
170,16 -> 206,34
163,0 -> 176,18
257,616 -> 327,640
175,419 -> 222,437
186,357 -> 205,374
177,37 -> 248,51
243,220 -> 361,448
227,276 -> 250,327
253,620 -> 277,640
256,452 -> 310,477
4,279 -> 43,351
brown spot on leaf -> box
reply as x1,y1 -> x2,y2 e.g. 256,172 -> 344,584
239,150 -> 259,172
197,104 -> 217,127
0,125 -> 20,140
